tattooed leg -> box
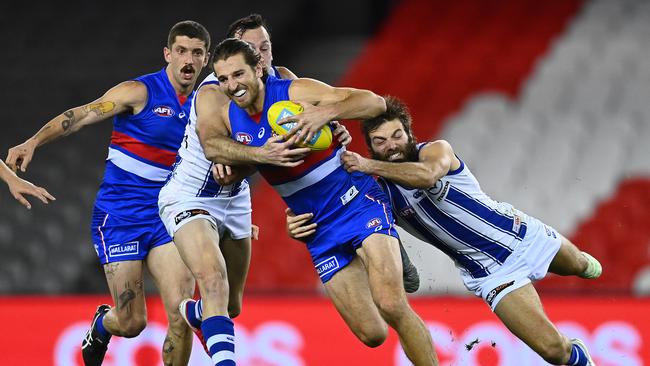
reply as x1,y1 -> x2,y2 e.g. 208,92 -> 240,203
101,260 -> 148,338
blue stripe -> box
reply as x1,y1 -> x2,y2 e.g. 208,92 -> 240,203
446,186 -> 525,239
197,163 -> 223,197
382,180 -> 489,278
417,195 -> 512,264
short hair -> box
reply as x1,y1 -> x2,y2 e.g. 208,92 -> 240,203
211,38 -> 262,71
361,96 -> 416,148
226,13 -> 270,39
167,20 -> 211,50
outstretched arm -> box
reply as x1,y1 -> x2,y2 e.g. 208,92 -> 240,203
279,78 -> 386,143
6,81 -> 146,172
341,140 -> 461,189
0,160 -> 55,209
195,85 -> 310,166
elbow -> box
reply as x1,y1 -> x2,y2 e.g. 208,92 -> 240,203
374,94 -> 387,116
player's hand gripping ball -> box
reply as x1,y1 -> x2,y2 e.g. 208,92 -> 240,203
267,101 -> 332,151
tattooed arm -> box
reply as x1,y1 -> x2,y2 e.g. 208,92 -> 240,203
6,81 -> 147,172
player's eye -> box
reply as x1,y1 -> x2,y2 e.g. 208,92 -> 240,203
260,47 -> 269,52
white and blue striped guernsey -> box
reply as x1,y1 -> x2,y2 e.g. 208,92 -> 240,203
164,73 -> 247,198
378,143 -> 528,279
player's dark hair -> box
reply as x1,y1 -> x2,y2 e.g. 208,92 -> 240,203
211,38 -> 262,71
226,13 -> 270,39
361,96 -> 417,149
168,20 -> 211,50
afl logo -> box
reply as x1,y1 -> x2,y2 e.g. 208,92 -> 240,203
153,105 -> 175,117
235,132 -> 253,145
366,217 -> 382,229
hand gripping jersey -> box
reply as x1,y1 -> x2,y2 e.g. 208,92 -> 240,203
228,76 -> 399,282
378,143 -> 529,279
91,68 -> 193,264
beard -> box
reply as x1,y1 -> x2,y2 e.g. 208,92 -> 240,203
371,139 -> 419,162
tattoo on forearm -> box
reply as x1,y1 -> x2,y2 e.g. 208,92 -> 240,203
83,101 -> 115,117
61,110 -> 76,135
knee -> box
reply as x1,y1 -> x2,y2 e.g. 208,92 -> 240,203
228,301 -> 242,319
356,323 -> 388,348
375,296 -> 408,322
536,337 -> 571,364
119,316 -> 147,338
194,268 -> 228,293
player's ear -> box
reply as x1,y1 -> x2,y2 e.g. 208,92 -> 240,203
163,47 -> 172,63
203,51 -> 210,67
255,62 -> 263,78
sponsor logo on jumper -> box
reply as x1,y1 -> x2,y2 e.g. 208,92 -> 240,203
512,215 -> 522,234
366,217 -> 382,229
436,181 -> 450,202
340,185 -> 359,205
544,225 -> 557,238
178,111 -> 186,119
316,256 -> 340,277
258,127 -> 265,138
236,132 -> 253,145
152,105 -> 175,117
413,190 -> 424,199
486,280 -> 515,306
399,206 -> 417,218
107,241 -> 140,258
174,209 -> 210,225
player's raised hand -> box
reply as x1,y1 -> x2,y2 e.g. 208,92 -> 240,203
260,134 -> 311,167
341,151 -> 371,173
285,207 -> 317,241
278,101 -> 332,145
5,174 -> 55,209
331,121 -> 352,146
6,139 -> 38,173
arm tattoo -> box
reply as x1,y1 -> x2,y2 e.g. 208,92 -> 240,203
83,101 -> 115,117
61,110 -> 76,135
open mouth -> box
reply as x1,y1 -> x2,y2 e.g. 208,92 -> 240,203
388,151 -> 403,161
181,65 -> 195,79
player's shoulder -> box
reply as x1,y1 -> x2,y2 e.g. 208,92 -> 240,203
275,66 -> 298,80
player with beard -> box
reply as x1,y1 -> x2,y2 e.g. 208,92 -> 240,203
288,96 -> 601,366
6,21 -> 210,366
198,38 -> 439,366
0,159 -> 54,209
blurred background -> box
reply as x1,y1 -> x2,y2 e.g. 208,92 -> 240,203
1,0 -> 649,365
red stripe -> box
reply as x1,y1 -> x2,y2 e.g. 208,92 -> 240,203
110,131 -> 177,166
259,141 -> 340,185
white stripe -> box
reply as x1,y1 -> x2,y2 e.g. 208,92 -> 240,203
98,213 -> 109,263
107,147 -> 170,182
206,334 -> 235,350
273,148 -> 344,197
211,350 -> 235,364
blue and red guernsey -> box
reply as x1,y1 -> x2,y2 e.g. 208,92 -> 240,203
228,76 -> 344,216
95,68 -> 193,220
